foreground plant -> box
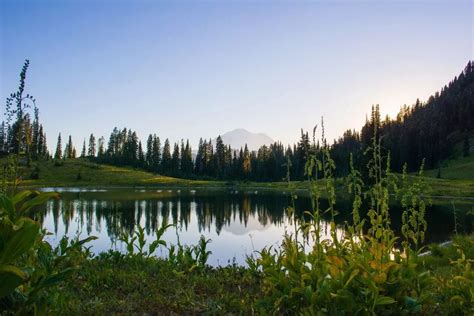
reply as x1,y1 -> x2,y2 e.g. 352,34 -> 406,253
249,118 -> 472,315
0,185 -> 96,314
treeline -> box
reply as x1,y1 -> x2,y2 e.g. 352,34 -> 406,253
332,61 -> 474,175
1,60 -> 49,163
61,128 -> 292,181
5,60 -> 473,181
54,61 -> 474,181
53,125 -> 329,182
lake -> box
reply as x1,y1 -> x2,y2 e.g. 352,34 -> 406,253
34,187 -> 473,266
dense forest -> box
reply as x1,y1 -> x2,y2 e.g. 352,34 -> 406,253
2,60 -> 473,182
332,61 -> 474,175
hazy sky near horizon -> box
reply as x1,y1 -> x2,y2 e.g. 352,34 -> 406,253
1,0 -> 472,150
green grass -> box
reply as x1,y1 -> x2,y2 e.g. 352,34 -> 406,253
421,177 -> 474,200
424,155 -> 474,180
15,158 -> 217,188
44,234 -> 474,314
4,157 -> 474,198
57,253 -> 259,314
7,158 -> 309,191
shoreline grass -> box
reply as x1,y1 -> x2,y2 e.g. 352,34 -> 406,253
42,234 -> 474,314
8,158 -> 474,199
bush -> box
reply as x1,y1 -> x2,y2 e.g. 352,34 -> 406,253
53,159 -> 63,167
0,190 -> 97,314
247,121 -> 473,314
30,165 -> 40,179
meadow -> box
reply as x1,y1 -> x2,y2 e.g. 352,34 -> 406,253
9,156 -> 474,200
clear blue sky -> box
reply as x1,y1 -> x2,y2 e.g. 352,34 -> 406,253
1,0 -> 472,150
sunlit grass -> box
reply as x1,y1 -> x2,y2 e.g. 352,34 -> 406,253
4,157 -> 474,198
424,155 -> 474,180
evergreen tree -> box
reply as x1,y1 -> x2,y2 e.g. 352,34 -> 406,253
204,139 -> 214,176
463,135 -> 470,157
138,141 -> 145,167
97,137 -> 105,158
195,138 -> 204,175
54,133 -> 62,159
180,140 -> 186,174
162,139 -> 171,174
65,135 -> 74,159
242,144 -> 251,176
152,135 -> 161,172
32,107 -> 40,158
81,139 -> 86,158
38,125 -> 47,157
181,139 -> 193,176
107,128 -> 118,158
171,142 -> 180,175
88,133 -> 96,157
186,140 -> 194,175
146,134 -> 153,168
215,136 -> 226,178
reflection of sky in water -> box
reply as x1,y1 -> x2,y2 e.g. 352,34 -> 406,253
39,190 -> 343,266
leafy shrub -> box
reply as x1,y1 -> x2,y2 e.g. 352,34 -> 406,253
53,160 -> 63,167
30,165 -> 40,179
168,235 -> 212,273
248,120 -> 472,314
0,189 -> 96,314
119,222 -> 172,258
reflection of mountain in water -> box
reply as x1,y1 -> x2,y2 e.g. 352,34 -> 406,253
222,215 -> 271,236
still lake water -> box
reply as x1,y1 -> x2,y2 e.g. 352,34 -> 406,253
34,187 -> 473,266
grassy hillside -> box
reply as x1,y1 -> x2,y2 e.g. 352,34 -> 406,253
8,158 -> 217,188
6,158 -> 295,191
2,157 -> 474,198
424,155 -> 474,180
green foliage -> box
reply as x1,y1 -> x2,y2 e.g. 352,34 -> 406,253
29,165 -> 40,180
57,250 -> 259,314
250,119 -> 473,314
168,235 -> 212,273
463,136 -> 470,157
0,187 -> 96,314
1,146 -> 472,313
424,155 -> 474,180
399,161 -> 430,254
423,235 -> 474,315
119,222 -> 172,258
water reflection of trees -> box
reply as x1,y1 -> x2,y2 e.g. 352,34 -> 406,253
34,193 -> 472,245
37,194 -> 298,239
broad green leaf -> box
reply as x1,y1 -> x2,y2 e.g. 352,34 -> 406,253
0,194 -> 15,219
19,192 -> 58,214
0,265 -> 26,298
11,190 -> 37,205
0,218 -> 39,264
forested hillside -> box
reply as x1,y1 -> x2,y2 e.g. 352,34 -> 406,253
332,61 -> 474,175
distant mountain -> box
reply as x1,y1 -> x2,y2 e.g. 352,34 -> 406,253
216,129 -> 274,151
